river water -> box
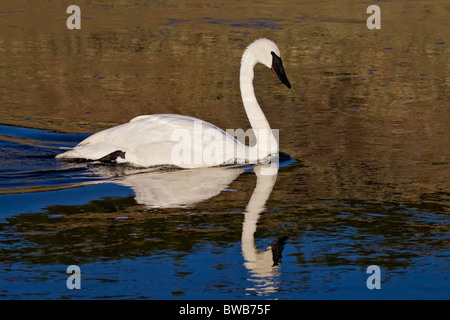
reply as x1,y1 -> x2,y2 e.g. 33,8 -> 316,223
0,0 -> 449,299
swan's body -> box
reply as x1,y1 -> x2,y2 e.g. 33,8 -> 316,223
56,38 -> 291,168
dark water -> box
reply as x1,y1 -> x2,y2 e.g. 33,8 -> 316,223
0,124 -> 448,299
0,0 -> 449,300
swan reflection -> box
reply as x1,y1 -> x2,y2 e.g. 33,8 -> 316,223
89,165 -> 245,208
89,162 -> 285,295
241,165 -> 283,295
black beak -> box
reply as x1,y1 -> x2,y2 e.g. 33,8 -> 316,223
271,51 -> 291,89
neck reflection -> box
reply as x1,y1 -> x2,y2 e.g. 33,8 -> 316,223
241,164 -> 281,295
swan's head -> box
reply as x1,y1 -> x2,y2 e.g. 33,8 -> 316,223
243,38 -> 291,89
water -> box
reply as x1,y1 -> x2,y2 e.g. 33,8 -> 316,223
0,0 -> 449,300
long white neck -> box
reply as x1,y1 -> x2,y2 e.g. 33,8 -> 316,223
240,52 -> 278,162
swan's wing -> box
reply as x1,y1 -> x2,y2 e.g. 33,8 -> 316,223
56,114 -> 245,167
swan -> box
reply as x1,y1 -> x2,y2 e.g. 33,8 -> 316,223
56,38 -> 291,168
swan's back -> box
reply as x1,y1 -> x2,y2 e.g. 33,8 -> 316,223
56,114 -> 244,168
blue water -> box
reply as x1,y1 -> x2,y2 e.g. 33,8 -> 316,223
0,124 -> 448,300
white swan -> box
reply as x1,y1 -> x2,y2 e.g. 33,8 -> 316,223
56,38 -> 291,168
